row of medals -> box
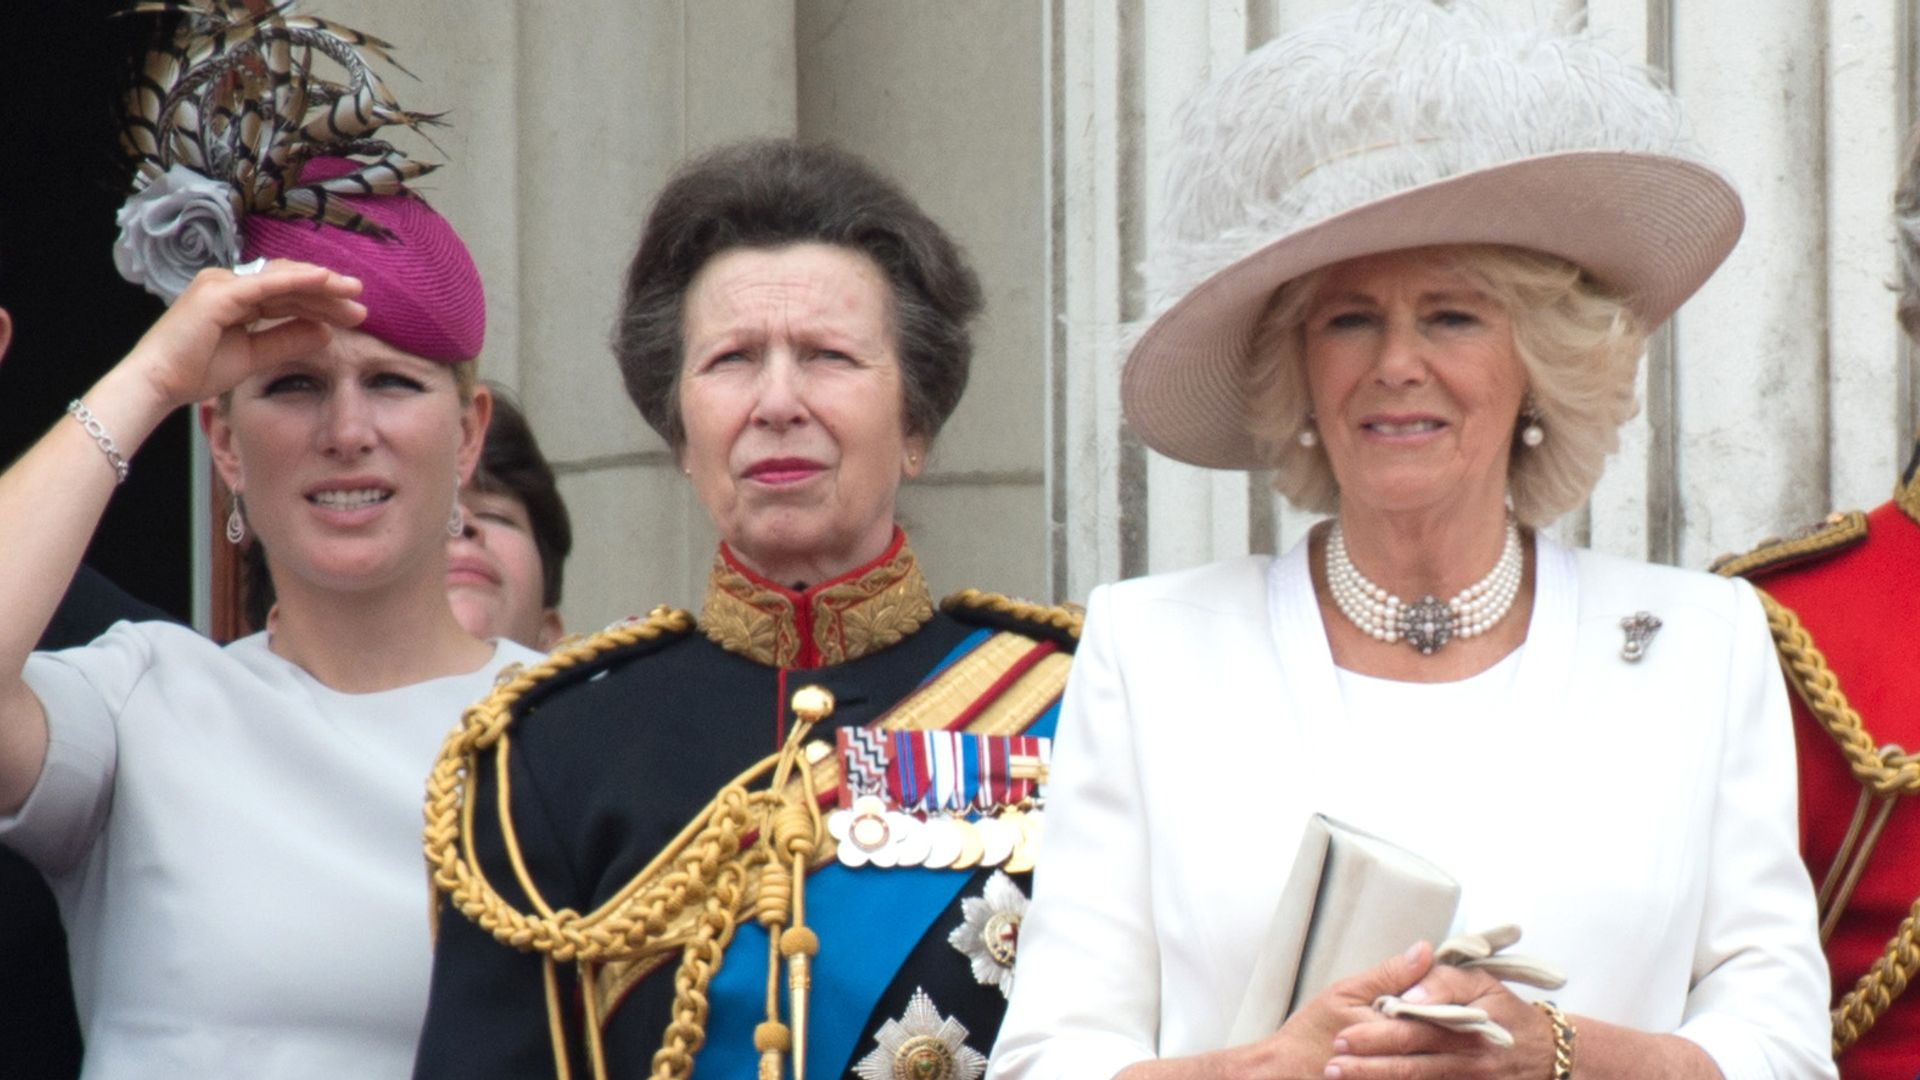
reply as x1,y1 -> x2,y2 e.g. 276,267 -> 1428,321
828,793 -> 1044,873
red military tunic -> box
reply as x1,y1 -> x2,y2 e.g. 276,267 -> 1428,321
1720,468 -> 1920,1079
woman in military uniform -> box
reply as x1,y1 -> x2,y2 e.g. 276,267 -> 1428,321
415,139 -> 1077,1080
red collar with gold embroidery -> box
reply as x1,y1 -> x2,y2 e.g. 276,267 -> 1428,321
700,529 -> 934,669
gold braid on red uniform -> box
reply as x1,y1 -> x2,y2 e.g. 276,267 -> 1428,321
1754,589 -> 1920,1053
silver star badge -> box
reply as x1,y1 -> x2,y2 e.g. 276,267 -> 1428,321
947,870 -> 1027,998
853,988 -> 986,1080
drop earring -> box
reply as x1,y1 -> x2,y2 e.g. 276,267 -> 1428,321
1296,415 -> 1318,448
225,502 -> 247,545
447,472 -> 466,537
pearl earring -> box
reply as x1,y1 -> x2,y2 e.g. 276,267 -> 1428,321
1519,397 -> 1545,448
1297,416 -> 1318,448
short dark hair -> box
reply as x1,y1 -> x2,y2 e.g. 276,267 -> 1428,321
614,138 -> 983,451
469,386 -> 571,608
239,385 -> 572,629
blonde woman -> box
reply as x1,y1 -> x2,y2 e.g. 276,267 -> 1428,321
993,3 -> 1833,1079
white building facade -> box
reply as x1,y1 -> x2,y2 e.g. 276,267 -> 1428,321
302,0 -> 1920,626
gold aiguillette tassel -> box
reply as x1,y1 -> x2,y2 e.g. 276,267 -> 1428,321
779,685 -> 835,1080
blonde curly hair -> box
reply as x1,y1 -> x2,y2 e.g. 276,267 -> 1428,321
1247,245 -> 1646,526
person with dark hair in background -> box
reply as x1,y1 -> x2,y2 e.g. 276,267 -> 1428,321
1712,126 -> 1920,1080
447,386 -> 572,651
415,138 -> 1080,1080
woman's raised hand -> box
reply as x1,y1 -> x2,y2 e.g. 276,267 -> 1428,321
123,260 -> 366,413
0,259 -> 364,814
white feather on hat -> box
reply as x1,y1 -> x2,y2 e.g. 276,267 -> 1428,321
1124,0 -> 1743,470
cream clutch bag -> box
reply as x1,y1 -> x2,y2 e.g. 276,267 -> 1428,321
1226,813 -> 1460,1045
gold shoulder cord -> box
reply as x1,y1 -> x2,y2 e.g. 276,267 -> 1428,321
1755,589 -> 1920,1054
423,607 -> 803,1080
940,588 -> 1084,641
423,610 -> 1071,1080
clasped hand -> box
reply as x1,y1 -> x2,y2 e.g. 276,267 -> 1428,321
1214,929 -> 1563,1080
1320,927 -> 1563,1080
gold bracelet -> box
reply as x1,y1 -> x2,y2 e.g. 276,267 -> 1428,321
1532,999 -> 1576,1080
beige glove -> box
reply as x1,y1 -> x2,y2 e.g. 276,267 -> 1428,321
1370,924 -> 1566,1048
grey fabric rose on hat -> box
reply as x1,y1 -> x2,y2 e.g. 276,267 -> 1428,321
112,164 -> 244,301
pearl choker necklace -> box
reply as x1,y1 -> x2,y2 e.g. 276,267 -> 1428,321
1325,517 -> 1524,655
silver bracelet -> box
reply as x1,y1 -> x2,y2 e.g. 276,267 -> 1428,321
66,400 -> 131,485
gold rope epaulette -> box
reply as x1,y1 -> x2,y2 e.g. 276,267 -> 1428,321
1710,511 -> 1868,579
425,603 -> 797,1080
424,603 -> 698,929
424,605 -> 697,941
424,609 -> 1076,1080
1752,589 -> 1920,1055
941,588 -> 1083,646
465,607 -> 702,721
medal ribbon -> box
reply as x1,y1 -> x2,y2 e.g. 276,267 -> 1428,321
836,728 -> 891,807
864,732 -> 1052,813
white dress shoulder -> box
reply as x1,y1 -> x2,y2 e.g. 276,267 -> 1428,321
1,621 -> 541,1080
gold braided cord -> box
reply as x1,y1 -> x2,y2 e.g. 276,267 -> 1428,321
426,607 -> 787,1080
1754,590 -> 1920,1054
1835,897 -> 1920,1054
941,588 -> 1084,640
591,629 -> 1064,1013
1757,591 -> 1920,797
423,608 -> 1075,1078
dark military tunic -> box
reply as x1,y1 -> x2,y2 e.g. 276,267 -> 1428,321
1716,454 -> 1920,1079
415,533 -> 1075,1079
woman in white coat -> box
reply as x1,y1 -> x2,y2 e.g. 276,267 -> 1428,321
990,3 -> 1835,1079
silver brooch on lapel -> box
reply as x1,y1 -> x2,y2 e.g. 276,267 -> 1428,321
1620,612 -> 1662,662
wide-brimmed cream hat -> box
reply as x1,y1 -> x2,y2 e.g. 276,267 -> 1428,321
1122,0 -> 1744,470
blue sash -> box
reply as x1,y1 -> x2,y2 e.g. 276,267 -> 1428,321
701,630 -> 1061,1076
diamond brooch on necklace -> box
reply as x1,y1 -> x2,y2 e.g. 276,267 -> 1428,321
1325,516 -> 1524,655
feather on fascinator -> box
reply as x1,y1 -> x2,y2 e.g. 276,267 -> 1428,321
1122,0 -> 1743,470
111,0 -> 485,362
